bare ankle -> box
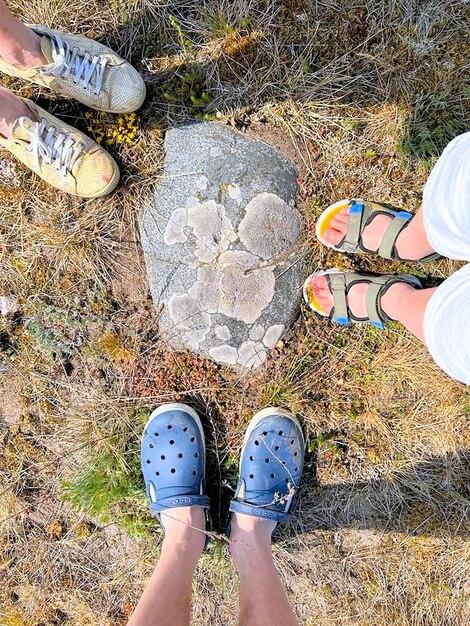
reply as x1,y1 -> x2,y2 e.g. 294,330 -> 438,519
160,506 -> 206,556
229,514 -> 276,568
380,282 -> 416,322
0,89 -> 34,138
0,27 -> 46,68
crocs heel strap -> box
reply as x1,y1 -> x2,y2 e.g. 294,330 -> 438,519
150,494 -> 210,514
229,499 -> 290,523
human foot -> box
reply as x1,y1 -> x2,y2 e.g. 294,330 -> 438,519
0,97 -> 120,197
230,512 -> 276,548
0,25 -> 146,113
0,87 -> 34,138
304,270 -> 422,328
318,199 -> 438,261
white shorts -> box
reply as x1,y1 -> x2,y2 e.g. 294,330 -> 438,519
422,132 -> 470,384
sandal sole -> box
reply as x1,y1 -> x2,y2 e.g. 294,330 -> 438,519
316,199 -> 355,249
303,268 -> 342,317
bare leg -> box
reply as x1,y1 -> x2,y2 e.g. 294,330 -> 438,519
380,283 -> 436,341
0,85 -> 34,138
230,514 -> 299,626
324,204 -> 435,260
127,507 -> 206,626
0,0 -> 46,67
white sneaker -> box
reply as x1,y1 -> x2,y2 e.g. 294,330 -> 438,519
0,25 -> 146,113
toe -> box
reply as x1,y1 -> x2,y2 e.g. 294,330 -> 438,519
334,209 -> 349,223
316,292 -> 333,314
323,227 -> 344,246
310,275 -> 328,293
330,215 -> 348,232
309,275 -> 334,314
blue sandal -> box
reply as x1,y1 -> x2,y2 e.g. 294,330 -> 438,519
229,407 -> 305,526
141,403 -> 210,517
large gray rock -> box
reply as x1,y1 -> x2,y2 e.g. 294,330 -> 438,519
139,122 -> 304,370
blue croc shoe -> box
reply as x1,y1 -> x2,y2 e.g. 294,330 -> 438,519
141,403 -> 210,517
229,407 -> 305,526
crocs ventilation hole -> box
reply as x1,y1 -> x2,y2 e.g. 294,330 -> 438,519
291,439 -> 295,444
156,471 -> 159,476
171,468 -> 176,473
278,430 -> 283,436
149,444 -> 154,448
190,437 -> 195,443
254,440 -> 259,446
183,427 -> 188,432
146,460 -> 150,464
294,452 -> 298,456
161,455 -> 165,460
265,458 -> 269,463
249,474 -> 254,479
275,446 -> 279,451
295,467 -> 298,472
271,473 -> 275,479
249,456 -> 254,461
262,431 -> 267,436
167,425 -> 173,429
178,453 -> 183,458
154,432 -> 159,437
285,478 -> 289,483
192,471 -> 197,476
169,440 -> 175,445
194,452 -> 199,458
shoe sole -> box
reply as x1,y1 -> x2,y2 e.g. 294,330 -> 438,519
302,268 -> 342,316
315,198 -> 357,250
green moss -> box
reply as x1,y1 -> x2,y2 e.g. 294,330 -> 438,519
62,445 -> 160,539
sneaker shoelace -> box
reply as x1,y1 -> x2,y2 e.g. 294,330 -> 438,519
43,33 -> 108,95
19,116 -> 84,179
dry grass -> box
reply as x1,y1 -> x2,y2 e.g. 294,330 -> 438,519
0,1 -> 469,625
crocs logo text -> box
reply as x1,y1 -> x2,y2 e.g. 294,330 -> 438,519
164,497 -> 192,506
252,508 -> 277,519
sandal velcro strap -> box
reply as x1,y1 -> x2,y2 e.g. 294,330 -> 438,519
150,494 -> 210,514
341,200 -> 364,253
377,210 -> 412,259
365,282 -> 386,328
329,273 -> 349,325
229,499 -> 290,523
336,200 -> 416,261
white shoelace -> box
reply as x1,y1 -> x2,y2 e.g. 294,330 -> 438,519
43,33 -> 108,95
19,117 -> 84,179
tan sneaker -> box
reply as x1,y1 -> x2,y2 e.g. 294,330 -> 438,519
0,98 -> 120,197
0,25 -> 146,113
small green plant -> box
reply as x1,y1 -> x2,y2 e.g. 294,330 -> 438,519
209,13 -> 238,37
162,68 -> 213,118
169,15 -> 193,54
